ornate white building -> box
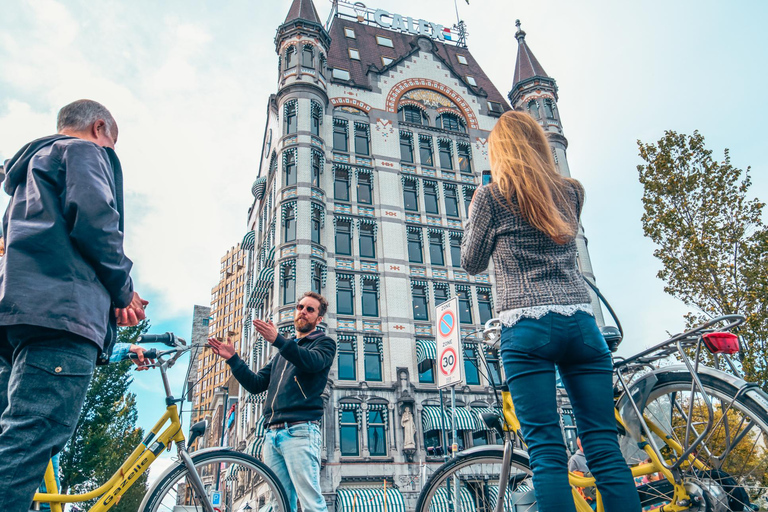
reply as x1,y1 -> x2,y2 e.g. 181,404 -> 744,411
231,1 -> 596,509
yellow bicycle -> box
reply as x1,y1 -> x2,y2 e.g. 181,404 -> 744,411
32,333 -> 288,512
415,315 -> 768,512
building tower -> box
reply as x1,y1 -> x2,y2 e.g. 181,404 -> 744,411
509,20 -> 604,324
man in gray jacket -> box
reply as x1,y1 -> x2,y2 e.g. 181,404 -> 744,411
0,99 -> 147,511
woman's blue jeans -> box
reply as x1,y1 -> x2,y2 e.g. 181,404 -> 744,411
500,311 -> 641,512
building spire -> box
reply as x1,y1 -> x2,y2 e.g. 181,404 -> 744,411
512,20 -> 549,86
284,0 -> 321,24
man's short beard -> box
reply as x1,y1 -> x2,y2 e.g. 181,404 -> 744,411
295,318 -> 315,333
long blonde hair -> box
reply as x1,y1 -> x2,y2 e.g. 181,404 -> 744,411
488,110 -> 578,244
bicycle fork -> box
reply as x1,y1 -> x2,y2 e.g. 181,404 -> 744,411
492,441 -> 515,512
177,444 -> 216,512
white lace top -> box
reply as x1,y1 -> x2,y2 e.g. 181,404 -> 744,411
499,303 -> 594,327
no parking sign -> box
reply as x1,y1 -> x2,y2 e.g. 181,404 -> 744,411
435,297 -> 463,389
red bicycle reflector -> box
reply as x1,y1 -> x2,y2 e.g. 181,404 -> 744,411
702,332 -> 740,354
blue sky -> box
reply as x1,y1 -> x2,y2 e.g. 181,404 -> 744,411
1,0 -> 767,481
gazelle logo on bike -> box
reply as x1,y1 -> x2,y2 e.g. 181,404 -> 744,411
435,297 -> 463,389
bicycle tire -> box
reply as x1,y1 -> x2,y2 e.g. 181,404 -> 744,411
415,447 -> 537,512
142,449 -> 289,512
627,370 -> 768,511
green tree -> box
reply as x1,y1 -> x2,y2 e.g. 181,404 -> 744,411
637,130 -> 768,391
59,321 -> 150,511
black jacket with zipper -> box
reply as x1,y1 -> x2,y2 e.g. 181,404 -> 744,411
226,329 -> 336,425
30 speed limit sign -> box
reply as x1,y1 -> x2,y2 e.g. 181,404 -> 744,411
435,297 -> 463,388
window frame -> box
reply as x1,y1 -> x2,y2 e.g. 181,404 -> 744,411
359,222 -> 376,259
333,118 -> 348,152
407,227 -> 423,264
348,48 -> 360,60
283,203 -> 296,242
335,219 -> 352,255
428,231 -> 444,266
438,139 -> 453,170
363,338 -> 382,381
402,178 -> 419,212
337,338 -> 356,380
332,68 -> 351,81
357,172 -> 372,204
361,277 -> 379,317
367,408 -> 387,455
457,54 -> 468,65
399,131 -> 414,163
412,283 -> 429,321
339,408 -> 360,456
344,27 -> 356,39
457,143 -> 472,174
334,168 -> 350,202
444,185 -> 460,218
354,123 -> 370,156
376,35 -> 394,48
336,274 -> 354,315
466,75 -> 477,86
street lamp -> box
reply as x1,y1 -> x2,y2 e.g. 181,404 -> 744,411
214,386 -> 229,492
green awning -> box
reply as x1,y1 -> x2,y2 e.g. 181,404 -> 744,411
242,230 -> 256,251
245,391 -> 267,404
471,407 -> 498,432
225,463 -> 240,481
486,483 -> 534,511
254,416 -> 266,437
246,436 -> 264,459
422,406 -> 480,432
335,487 -> 405,512
416,339 -> 436,373
252,177 -> 267,199
428,486 -> 475,512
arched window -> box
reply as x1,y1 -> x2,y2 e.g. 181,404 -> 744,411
319,53 -> 327,77
302,44 -> 314,68
285,46 -> 296,69
436,113 -> 466,133
544,99 -> 557,120
527,100 -> 540,119
398,105 -> 428,125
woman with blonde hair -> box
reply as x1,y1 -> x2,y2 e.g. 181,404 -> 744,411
462,110 -> 641,512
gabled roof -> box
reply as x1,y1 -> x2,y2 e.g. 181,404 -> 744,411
326,18 -> 509,108
284,0 -> 321,25
512,21 -> 549,85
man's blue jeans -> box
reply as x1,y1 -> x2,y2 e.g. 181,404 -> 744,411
263,422 -> 327,512
500,312 -> 641,512
0,325 -> 97,512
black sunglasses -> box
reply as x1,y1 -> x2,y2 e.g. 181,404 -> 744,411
295,304 -> 316,314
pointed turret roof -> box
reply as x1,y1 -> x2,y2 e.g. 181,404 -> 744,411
284,0 -> 321,24
512,20 -> 549,85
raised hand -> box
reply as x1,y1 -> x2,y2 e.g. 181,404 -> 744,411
116,292 -> 149,326
208,336 -> 236,360
252,319 -> 278,343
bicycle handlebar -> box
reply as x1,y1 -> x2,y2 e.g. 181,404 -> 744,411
127,348 -> 158,361
135,332 -> 184,347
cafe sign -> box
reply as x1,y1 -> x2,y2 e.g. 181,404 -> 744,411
372,9 -> 453,41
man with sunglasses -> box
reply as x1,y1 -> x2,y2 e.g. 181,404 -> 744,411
209,291 -> 335,512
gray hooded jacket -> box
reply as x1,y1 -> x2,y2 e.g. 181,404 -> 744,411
0,135 -> 134,352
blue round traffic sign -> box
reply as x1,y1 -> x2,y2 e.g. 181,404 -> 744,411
438,311 -> 455,337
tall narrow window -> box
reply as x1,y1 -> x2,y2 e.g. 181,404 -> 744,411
486,349 -> 502,386
429,231 -> 444,266
437,114 -> 465,133
302,45 -> 314,68
364,338 -> 382,381
403,178 -> 418,211
311,150 -> 322,187
478,288 -> 493,324
357,172 -> 372,204
527,100 -> 540,119
419,135 -> 433,167
424,181 -> 439,214
359,222 -> 376,259
458,143 -> 472,174
282,262 -> 295,304
336,274 -> 354,315
433,284 -> 449,306
284,150 -> 296,185
311,204 -> 322,244
361,277 -> 379,317
444,185 -> 460,217
283,204 -> 296,242
285,101 -> 297,135
285,46 -> 296,69
319,53 -> 326,77
333,119 -> 348,152
464,344 -> 480,385
419,347 -> 434,383
367,407 -> 386,455
354,123 -> 370,155
407,227 -> 423,264
412,282 -> 428,321
438,140 -> 453,170
311,101 -> 322,136
311,262 -> 323,294
335,219 -> 352,255
449,233 -> 462,268
337,337 -> 356,380
339,408 -> 359,456
400,131 -> 414,163
334,168 -> 350,201
457,287 -> 473,324
463,187 -> 475,216
544,99 -> 556,120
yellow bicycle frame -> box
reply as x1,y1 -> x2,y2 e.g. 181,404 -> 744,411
33,404 -> 185,512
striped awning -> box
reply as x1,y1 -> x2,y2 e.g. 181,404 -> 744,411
335,487 -> 406,512
252,177 -> 267,199
254,416 -> 266,437
471,407 -> 498,432
246,436 -> 264,459
225,463 -> 240,481
245,391 -> 267,404
428,486 -> 475,512
264,246 -> 276,267
246,266 -> 275,308
486,483 -> 534,511
242,231 -> 256,251
416,339 -> 436,373
421,406 -> 480,432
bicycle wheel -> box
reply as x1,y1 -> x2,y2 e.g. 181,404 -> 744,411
629,370 -> 768,511
415,447 -> 538,512
143,449 -> 289,512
